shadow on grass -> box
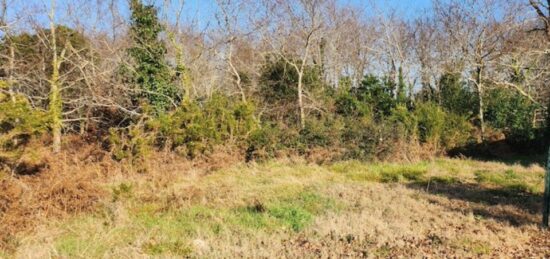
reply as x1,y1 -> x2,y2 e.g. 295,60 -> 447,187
407,180 -> 542,226
449,139 -> 547,167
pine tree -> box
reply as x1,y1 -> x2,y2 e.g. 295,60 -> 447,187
128,0 -> 179,115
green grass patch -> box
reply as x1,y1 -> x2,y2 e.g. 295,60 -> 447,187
233,190 -> 341,232
134,205 -> 221,237
142,239 -> 192,256
54,215 -> 125,258
231,207 -> 274,229
474,170 -> 537,193
268,205 -> 313,232
129,189 -> 340,245
380,166 -> 426,183
278,190 -> 341,214
329,161 -> 428,183
475,170 -> 519,185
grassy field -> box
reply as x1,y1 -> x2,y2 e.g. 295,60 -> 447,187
2,157 -> 549,258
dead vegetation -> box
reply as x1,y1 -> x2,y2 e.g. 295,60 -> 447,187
0,152 -> 548,258
0,142 -> 108,251
0,138 -> 248,253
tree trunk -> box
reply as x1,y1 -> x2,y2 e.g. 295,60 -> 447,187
227,47 -> 246,103
7,40 -> 19,147
49,0 -> 62,153
297,72 -> 305,129
476,66 -> 485,142
542,146 -> 550,228
8,42 -> 16,103
50,56 -> 62,153
236,75 -> 246,103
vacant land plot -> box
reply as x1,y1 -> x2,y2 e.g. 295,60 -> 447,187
1,158 -> 549,258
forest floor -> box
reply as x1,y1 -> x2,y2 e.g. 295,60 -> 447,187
1,154 -> 549,258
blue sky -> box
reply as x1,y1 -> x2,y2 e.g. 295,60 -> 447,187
167,0 -> 435,31
4,0 -> 435,32
341,0 -> 433,16
182,0 -> 434,25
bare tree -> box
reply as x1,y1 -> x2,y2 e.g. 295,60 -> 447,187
413,16 -> 439,101
435,0 -> 515,141
215,0 -> 251,102
529,0 -> 550,41
262,0 -> 326,129
0,0 -> 16,103
48,0 -> 66,153
322,5 -> 374,89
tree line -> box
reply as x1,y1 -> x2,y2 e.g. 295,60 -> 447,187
0,0 -> 548,171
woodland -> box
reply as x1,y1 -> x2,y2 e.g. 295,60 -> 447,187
0,0 -> 549,257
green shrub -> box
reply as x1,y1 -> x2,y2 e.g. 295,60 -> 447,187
258,56 -> 325,124
0,91 -> 49,172
298,116 -> 344,150
0,98 -> 48,149
415,102 -> 446,144
247,123 -> 300,160
334,89 -> 371,118
441,112 -> 473,149
108,122 -> 154,172
411,101 -> 474,150
485,88 -> 539,143
388,104 -> 418,139
150,94 -> 258,158
354,75 -> 396,119
248,115 -> 345,161
150,100 -> 209,157
439,72 -> 477,116
340,116 -> 379,160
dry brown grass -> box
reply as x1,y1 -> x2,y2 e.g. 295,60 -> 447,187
0,142 -> 109,252
1,149 -> 549,258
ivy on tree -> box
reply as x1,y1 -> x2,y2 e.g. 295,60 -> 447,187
127,0 -> 180,115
